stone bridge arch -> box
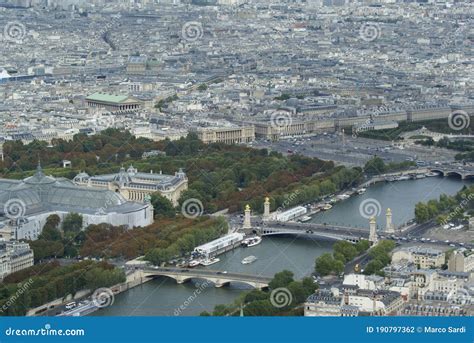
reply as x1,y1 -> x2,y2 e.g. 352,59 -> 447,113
445,171 -> 463,179
429,169 -> 445,177
144,273 -> 268,289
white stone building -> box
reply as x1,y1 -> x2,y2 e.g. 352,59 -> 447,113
448,249 -> 474,273
0,241 -> 34,280
73,165 -> 187,207
392,246 -> 445,269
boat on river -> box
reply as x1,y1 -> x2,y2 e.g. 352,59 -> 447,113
299,215 -> 312,223
200,257 -> 220,266
242,236 -> 262,247
321,204 -> 332,211
241,256 -> 258,265
188,259 -> 201,268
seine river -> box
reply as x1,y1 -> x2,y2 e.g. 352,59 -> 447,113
94,176 -> 470,316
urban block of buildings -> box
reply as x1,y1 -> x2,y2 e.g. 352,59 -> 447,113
305,246 -> 474,317
0,241 -> 34,280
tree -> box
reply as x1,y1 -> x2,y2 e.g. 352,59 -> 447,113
333,252 -> 346,263
364,156 -> 386,175
333,241 -> 358,262
39,225 -> 62,241
287,281 -> 306,304
364,260 -> 384,275
197,84 -> 208,91
315,253 -> 344,276
62,213 -> 83,234
414,202 -> 430,223
268,270 -> 294,289
45,214 -> 61,229
355,240 -> 371,254
244,290 -> 269,304
150,193 -> 175,218
29,240 -> 64,261
301,277 -> 318,296
212,304 -> 233,316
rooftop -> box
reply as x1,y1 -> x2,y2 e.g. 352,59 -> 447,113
85,93 -> 130,104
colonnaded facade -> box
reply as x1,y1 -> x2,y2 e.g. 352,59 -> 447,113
73,165 -> 188,206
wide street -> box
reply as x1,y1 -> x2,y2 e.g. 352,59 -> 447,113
249,134 -> 458,167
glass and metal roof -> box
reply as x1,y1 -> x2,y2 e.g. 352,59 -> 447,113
0,163 -> 145,217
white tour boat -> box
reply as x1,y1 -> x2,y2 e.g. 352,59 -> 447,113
241,256 -> 258,265
188,259 -> 201,268
200,257 -> 220,266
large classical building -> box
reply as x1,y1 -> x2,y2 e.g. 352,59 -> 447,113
194,126 -> 255,144
73,165 -> 188,206
85,93 -> 142,112
0,164 -> 153,241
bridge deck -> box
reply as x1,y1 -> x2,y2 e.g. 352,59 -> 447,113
262,221 -> 369,236
143,267 -> 272,283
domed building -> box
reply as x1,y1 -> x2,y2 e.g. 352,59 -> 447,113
0,163 -> 153,241
73,165 -> 188,206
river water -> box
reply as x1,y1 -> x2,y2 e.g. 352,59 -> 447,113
94,176 -> 470,316
310,176 -> 471,229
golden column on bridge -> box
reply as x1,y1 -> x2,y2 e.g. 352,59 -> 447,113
263,197 -> 271,221
243,204 -> 252,229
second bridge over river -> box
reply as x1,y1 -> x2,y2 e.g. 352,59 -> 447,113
255,221 -> 376,243
142,267 -> 272,289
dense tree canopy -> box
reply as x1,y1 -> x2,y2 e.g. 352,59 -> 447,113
150,193 -> 175,218
0,261 -> 125,316
414,186 -> 473,224
62,213 -> 83,234
0,131 -> 367,215
315,253 -> 344,276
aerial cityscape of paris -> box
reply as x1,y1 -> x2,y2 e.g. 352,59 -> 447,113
0,0 -> 472,342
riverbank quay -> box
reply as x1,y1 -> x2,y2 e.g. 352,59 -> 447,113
30,270 -> 151,317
